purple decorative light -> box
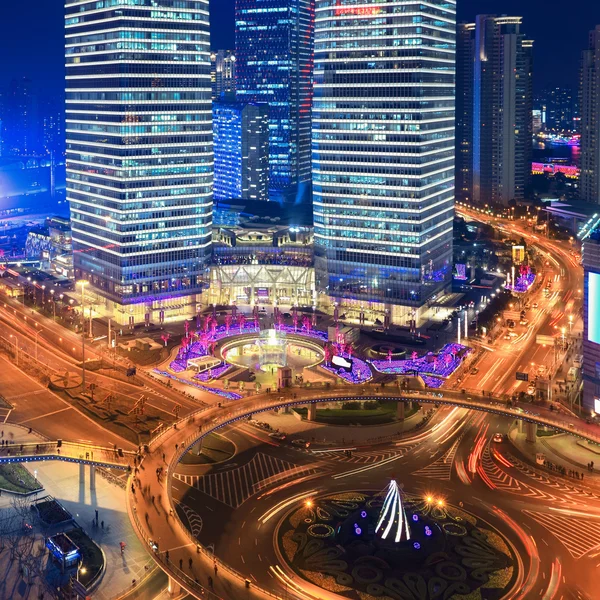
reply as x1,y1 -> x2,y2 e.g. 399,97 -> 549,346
361,511 -> 367,519
152,369 -> 242,400
425,526 -> 432,537
371,343 -> 471,386
355,527 -> 362,536
412,514 -> 419,522
413,542 -> 421,550
192,363 -> 232,382
321,354 -> 373,384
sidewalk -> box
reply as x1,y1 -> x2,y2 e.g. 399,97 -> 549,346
508,426 -> 600,485
0,425 -> 152,600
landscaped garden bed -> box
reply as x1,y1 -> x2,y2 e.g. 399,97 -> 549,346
65,526 -> 104,587
0,463 -> 43,494
33,496 -> 73,525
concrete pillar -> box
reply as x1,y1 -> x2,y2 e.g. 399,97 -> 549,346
192,440 -> 203,456
526,422 -> 538,443
90,465 -> 96,491
307,404 -> 317,421
168,576 -> 182,596
518,420 -> 525,434
396,402 -> 405,421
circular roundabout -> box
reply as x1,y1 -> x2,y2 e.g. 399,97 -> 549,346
275,485 -> 520,600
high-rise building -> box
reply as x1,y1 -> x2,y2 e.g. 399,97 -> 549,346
210,50 -> 236,101
312,0 -> 455,325
2,78 -> 40,156
213,102 -> 269,202
235,0 -> 314,204
456,16 -> 533,206
580,216 -> 600,414
65,0 -> 213,325
580,26 -> 600,204
543,87 -> 578,132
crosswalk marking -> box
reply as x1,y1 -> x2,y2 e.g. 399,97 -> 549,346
174,452 -> 319,508
523,510 -> 600,559
412,437 -> 462,481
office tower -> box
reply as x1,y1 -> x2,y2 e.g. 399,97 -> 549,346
581,26 -> 600,204
2,78 -> 39,156
65,0 -> 213,325
456,16 -> 534,206
235,0 -> 314,204
213,102 -> 269,202
312,0 -> 455,325
543,87 -> 577,132
210,50 -> 236,100
581,216 -> 600,413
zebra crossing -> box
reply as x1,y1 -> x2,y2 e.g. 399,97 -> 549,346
174,452 -> 319,508
175,500 -> 203,538
412,437 -> 462,481
310,448 -> 401,465
508,454 -> 600,500
523,510 -> 600,559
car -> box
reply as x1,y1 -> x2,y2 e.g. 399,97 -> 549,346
373,327 -> 385,333
282,312 -> 292,319
470,367 -> 479,375
532,302 -> 538,308
492,433 -> 503,443
269,432 -> 286,441
520,319 -> 529,326
507,321 -> 515,328
504,334 -> 512,340
508,331 -> 518,338
291,439 -> 307,446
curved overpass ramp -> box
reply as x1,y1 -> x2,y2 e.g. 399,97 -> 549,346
127,388 -> 600,599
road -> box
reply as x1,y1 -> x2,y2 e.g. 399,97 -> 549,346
456,207 -> 583,401
126,384 -> 600,600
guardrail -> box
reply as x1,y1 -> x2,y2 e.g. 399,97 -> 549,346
131,387 -> 600,600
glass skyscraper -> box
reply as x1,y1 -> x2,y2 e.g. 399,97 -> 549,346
313,0 -> 456,322
65,0 -> 213,323
213,102 -> 269,202
235,0 -> 314,204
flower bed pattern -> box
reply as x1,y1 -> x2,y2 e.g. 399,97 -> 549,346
193,363 -> 232,382
371,343 -> 471,386
322,355 -> 372,384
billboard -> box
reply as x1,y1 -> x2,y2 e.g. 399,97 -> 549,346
589,272 -> 600,344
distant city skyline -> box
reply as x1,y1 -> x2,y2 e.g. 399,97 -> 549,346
2,1 -> 600,94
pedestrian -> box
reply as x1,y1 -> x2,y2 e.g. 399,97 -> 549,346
151,495 -> 155,504
101,520 -> 104,530
214,563 -> 218,576
179,558 -> 183,569
166,550 -> 169,562
95,509 -> 99,523
189,557 -> 192,569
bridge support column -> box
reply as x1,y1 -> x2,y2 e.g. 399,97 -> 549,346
168,576 -> 181,596
396,402 -> 405,421
192,440 -> 203,456
526,422 -> 538,444
90,465 -> 96,491
307,403 -> 317,421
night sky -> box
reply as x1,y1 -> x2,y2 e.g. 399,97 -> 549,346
1,0 -> 598,95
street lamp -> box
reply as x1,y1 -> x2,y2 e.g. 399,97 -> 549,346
77,280 -> 89,391
50,289 -> 56,321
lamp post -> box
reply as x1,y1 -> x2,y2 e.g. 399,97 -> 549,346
78,280 -> 89,390
50,289 -> 56,321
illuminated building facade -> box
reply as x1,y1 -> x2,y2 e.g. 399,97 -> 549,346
235,0 -> 314,204
581,26 -> 600,205
312,0 -> 455,325
210,50 -> 236,100
457,16 -> 533,206
65,0 -> 213,325
213,102 -> 269,202
581,216 -> 600,414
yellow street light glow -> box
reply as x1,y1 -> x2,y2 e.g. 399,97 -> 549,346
306,500 -> 313,508
437,499 -> 444,507
426,496 -> 433,504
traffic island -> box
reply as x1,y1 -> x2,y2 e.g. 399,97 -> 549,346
275,486 -> 520,600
